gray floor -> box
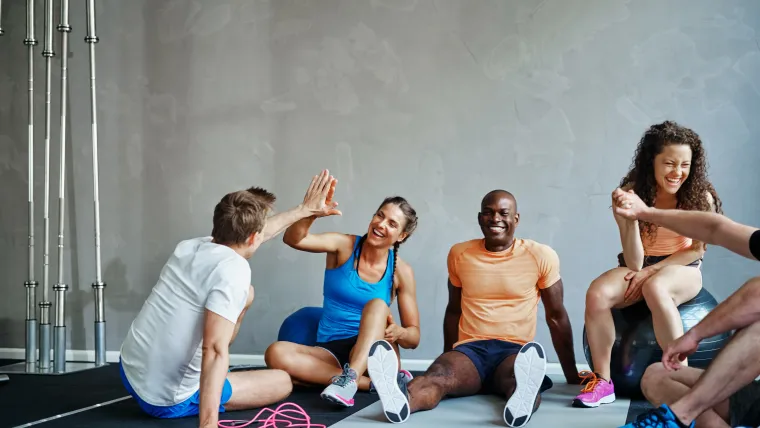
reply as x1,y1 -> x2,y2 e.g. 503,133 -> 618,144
333,376 -> 631,427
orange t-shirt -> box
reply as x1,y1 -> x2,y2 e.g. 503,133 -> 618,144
447,238 -> 560,348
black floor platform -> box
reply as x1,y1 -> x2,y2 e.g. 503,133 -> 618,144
0,358 -> 650,427
0,360 -> 381,428
0,361 -> 127,428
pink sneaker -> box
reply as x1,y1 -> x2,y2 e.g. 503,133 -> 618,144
399,369 -> 414,383
572,371 -> 616,408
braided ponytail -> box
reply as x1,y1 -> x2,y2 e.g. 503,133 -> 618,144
391,241 -> 400,302
353,234 -> 368,270
356,197 -> 418,302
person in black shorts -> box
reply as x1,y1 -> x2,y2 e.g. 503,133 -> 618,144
612,187 -> 760,428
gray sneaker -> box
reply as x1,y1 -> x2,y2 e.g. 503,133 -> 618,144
321,364 -> 358,407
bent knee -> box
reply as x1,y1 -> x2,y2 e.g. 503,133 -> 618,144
264,342 -> 293,370
641,363 -> 667,399
586,281 -> 618,312
642,362 -> 667,384
741,318 -> 760,336
363,298 -> 390,315
641,279 -> 669,302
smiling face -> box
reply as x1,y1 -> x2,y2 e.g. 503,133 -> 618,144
654,143 -> 692,196
478,191 -> 519,250
365,203 -> 409,248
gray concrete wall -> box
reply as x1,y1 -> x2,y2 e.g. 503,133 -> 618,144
1,0 -> 759,363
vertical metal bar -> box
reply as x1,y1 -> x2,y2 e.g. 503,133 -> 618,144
0,0 -> 5,36
86,0 -> 106,366
24,0 -> 39,368
39,0 -> 56,370
54,0 -> 71,374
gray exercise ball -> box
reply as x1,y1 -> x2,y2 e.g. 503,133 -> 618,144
582,287 -> 731,398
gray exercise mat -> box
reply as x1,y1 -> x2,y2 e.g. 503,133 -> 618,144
333,377 -> 631,427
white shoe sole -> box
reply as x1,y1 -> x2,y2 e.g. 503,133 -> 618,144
572,393 -> 616,408
504,342 -> 547,427
367,340 -> 409,424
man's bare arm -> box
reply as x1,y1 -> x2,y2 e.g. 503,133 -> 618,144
443,281 -> 462,353
613,188 -> 759,261
638,208 -> 758,260
258,205 -> 313,243
198,310 -> 235,428
540,279 -> 581,384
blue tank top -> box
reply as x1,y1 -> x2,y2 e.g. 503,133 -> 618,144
316,235 -> 394,343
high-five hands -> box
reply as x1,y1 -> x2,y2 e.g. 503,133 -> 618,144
302,170 -> 342,218
611,188 -> 648,220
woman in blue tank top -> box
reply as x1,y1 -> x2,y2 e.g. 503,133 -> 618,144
265,185 -> 421,408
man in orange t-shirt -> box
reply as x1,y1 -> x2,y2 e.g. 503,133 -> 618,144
367,190 -> 582,427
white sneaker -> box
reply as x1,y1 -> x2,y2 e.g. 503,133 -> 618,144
367,340 -> 410,424
504,342 -> 547,427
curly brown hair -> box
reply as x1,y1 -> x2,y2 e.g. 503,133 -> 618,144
619,120 -> 723,241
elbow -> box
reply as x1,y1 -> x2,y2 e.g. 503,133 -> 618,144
627,253 -> 644,272
546,308 -> 568,327
202,341 -> 229,360
694,245 -> 706,260
405,337 -> 421,350
282,231 -> 298,248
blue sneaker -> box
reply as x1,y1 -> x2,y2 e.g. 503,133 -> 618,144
619,405 -> 693,428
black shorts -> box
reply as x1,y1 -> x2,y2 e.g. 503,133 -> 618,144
730,379 -> 760,427
453,339 -> 553,393
750,229 -> 760,261
616,252 -> 702,319
617,253 -> 702,270
315,335 -> 358,368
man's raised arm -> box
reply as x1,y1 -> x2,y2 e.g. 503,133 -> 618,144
257,170 -> 341,243
613,188 -> 759,261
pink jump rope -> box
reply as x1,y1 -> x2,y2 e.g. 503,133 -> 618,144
217,402 -> 326,428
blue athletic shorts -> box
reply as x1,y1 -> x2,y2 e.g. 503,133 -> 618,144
118,358 -> 233,418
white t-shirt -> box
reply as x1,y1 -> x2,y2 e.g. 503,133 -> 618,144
120,236 -> 251,406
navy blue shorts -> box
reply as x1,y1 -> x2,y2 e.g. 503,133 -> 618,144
453,339 -> 552,393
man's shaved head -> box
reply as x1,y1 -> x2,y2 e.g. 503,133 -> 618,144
478,189 -> 519,252
481,189 -> 517,212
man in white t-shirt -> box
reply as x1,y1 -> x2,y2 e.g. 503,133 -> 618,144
119,170 -> 342,428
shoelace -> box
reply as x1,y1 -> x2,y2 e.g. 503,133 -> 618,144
578,370 -> 603,393
329,365 -> 356,387
330,373 -> 352,387
217,402 -> 326,427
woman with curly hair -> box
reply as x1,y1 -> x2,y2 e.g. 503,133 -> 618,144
574,121 -> 723,409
